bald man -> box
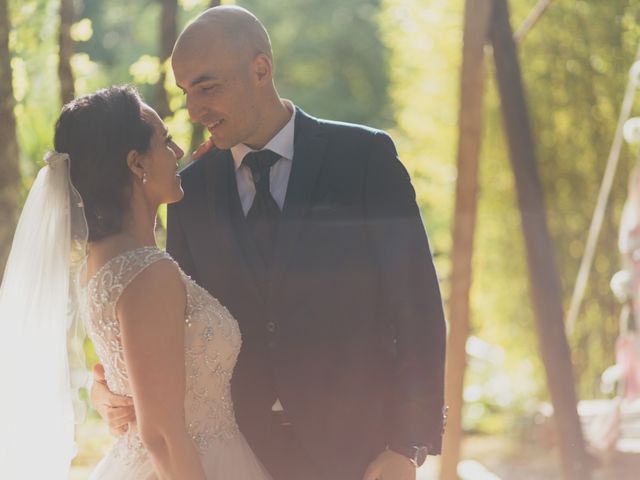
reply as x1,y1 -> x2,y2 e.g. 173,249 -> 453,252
92,6 -> 446,480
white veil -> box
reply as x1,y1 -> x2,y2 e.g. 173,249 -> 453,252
0,151 -> 89,479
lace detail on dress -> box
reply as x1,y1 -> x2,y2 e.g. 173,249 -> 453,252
83,246 -> 242,466
85,247 -> 169,395
183,279 -> 241,450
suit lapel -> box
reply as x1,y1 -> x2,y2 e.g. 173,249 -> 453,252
203,150 -> 263,301
268,110 -> 328,303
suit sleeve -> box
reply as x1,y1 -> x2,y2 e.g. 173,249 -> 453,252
364,132 -> 446,454
166,202 -> 197,279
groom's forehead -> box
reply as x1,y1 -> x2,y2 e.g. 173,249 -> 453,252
174,35 -> 238,67
172,56 -> 235,89
172,46 -> 246,85
174,23 -> 238,58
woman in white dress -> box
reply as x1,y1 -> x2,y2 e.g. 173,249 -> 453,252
0,85 -> 271,480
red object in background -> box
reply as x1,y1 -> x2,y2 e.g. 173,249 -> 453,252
616,333 -> 640,401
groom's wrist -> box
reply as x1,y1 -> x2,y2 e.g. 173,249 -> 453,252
387,443 -> 429,467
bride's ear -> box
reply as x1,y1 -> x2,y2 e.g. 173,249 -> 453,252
126,150 -> 145,183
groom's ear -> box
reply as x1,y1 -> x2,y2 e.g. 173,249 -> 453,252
252,53 -> 273,84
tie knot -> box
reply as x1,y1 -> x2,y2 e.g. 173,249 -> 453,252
242,150 -> 281,174
242,150 -> 280,192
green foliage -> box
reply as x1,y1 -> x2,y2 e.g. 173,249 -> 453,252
512,0 -> 640,399
76,0 -> 159,87
381,0 -> 640,424
379,0 -> 461,267
10,0 -> 61,181
238,0 -> 393,128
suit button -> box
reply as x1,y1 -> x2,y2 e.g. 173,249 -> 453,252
266,321 -> 277,333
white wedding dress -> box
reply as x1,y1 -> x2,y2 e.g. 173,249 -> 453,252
82,246 -> 272,480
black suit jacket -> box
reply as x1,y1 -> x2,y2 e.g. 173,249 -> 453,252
167,108 -> 446,479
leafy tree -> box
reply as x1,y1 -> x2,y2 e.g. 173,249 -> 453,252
58,0 -> 75,104
155,0 -> 178,118
237,0 -> 393,128
0,0 -> 20,276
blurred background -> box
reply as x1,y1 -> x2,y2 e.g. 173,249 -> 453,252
2,0 -> 640,478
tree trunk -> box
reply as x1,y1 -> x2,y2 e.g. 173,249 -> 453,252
440,1 -> 493,479
155,0 -> 178,119
0,0 -> 21,277
58,0 -> 75,105
490,1 -> 591,478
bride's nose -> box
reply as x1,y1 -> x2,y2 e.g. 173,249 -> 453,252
172,143 -> 184,160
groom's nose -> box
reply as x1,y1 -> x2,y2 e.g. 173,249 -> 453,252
185,95 -> 204,124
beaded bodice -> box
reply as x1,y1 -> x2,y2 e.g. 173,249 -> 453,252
83,246 -> 241,459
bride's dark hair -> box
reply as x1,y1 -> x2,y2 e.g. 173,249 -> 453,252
54,85 -> 154,242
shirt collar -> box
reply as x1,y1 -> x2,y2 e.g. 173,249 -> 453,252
231,100 -> 296,170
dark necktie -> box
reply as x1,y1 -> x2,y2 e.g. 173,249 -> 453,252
242,150 -> 282,265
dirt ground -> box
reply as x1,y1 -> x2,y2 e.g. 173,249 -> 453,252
71,421 -> 640,479
415,435 -> 640,480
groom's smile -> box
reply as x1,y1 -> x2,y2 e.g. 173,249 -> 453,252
206,118 -> 224,133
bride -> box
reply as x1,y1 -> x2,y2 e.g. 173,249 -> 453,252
0,85 -> 271,480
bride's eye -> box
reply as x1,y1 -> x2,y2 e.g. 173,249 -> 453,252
165,135 -> 173,144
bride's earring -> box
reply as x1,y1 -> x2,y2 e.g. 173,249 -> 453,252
142,172 -> 148,184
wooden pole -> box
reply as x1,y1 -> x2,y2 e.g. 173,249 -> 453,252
489,1 -> 590,478
513,0 -> 554,44
58,0 -> 75,105
440,1 -> 493,479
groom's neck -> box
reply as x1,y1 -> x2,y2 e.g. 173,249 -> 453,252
243,95 -> 292,151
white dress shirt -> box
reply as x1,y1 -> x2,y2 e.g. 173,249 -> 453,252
229,101 -> 296,412
230,100 -> 296,216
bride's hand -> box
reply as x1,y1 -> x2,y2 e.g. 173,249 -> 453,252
91,363 -> 136,436
191,136 -> 215,160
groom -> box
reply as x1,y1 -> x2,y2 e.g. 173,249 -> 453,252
92,6 -> 446,480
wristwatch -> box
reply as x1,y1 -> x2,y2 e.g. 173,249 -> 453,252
390,444 -> 429,467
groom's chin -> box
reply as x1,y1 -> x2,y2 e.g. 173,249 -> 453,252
210,137 -> 230,150
208,132 -> 236,151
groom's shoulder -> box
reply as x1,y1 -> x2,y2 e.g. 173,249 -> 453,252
173,149 -> 228,208
299,109 -> 388,146
178,148 -> 225,184
311,115 -> 385,144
